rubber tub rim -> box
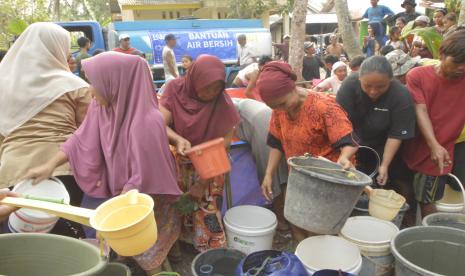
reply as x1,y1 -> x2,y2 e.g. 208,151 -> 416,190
288,156 -> 372,187
390,226 -> 465,276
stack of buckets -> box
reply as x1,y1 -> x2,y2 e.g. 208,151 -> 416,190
295,235 -> 363,275
8,178 -> 70,233
340,216 -> 399,276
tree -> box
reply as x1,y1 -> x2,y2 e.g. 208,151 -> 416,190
288,0 -> 307,81
459,0 -> 465,25
228,0 -> 278,19
0,0 -> 111,48
334,0 -> 362,59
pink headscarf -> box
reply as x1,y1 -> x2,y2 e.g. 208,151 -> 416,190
256,61 -> 297,103
61,52 -> 182,198
160,55 -> 240,146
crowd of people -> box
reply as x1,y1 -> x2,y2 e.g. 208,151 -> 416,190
228,0 -> 465,244
0,0 -> 465,274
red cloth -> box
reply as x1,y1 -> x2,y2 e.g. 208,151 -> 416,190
112,47 -> 136,54
403,66 -> 465,176
160,55 -> 240,146
256,61 -> 296,103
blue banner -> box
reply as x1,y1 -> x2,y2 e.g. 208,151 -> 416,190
149,30 -> 238,65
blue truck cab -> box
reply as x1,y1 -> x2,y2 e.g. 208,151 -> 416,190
56,19 -> 272,86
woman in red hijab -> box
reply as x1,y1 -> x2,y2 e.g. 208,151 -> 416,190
257,61 -> 358,243
160,55 -> 240,252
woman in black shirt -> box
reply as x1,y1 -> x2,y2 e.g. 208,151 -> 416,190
336,56 -> 416,186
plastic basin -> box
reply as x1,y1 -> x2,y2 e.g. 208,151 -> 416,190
391,226 -> 465,276
0,233 -> 107,276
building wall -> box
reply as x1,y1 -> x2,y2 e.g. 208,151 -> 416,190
131,9 -> 193,20
193,7 -> 228,19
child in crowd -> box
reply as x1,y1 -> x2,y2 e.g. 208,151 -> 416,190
386,26 -> 408,52
181,55 -> 193,74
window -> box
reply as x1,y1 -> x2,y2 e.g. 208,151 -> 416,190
176,11 -> 180,18
169,11 -> 173,19
218,12 -> 221,19
60,26 -> 94,54
162,11 -> 166,19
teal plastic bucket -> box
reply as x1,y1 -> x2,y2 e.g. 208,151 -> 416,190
0,233 -> 107,276
191,248 -> 245,276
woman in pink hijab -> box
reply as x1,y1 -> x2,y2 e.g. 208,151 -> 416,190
160,54 -> 240,252
26,52 -> 182,274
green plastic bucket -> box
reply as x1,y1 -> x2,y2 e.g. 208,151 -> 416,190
99,263 -> 131,276
0,233 -> 107,276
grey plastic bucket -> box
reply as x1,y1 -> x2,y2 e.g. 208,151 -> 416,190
422,212 -> 465,231
352,194 -> 410,228
285,156 -> 372,234
191,248 -> 246,276
0,233 -> 107,276
391,226 -> 465,276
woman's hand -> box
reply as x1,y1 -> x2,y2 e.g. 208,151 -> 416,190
0,189 -> 18,222
24,163 -> 56,184
337,156 -> 354,170
176,137 -> 192,156
431,143 -> 451,174
376,165 -> 389,186
338,157 -> 353,170
261,174 -> 274,201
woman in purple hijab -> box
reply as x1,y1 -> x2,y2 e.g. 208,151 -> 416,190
160,54 -> 240,252
26,52 -> 182,273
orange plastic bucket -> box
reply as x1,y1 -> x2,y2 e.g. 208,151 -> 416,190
186,138 -> 231,179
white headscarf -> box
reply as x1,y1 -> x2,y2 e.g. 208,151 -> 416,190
0,22 -> 88,137
331,61 -> 348,76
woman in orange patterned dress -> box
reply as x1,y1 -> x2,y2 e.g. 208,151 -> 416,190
256,61 -> 359,244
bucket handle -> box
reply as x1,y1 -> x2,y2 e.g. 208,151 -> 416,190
0,196 -> 94,226
358,146 -> 381,179
447,173 -> 465,213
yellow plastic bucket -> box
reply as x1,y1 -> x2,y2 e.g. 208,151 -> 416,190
91,192 -> 157,256
0,190 -> 157,257
368,189 -> 406,221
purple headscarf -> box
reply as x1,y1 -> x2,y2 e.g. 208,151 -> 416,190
160,55 -> 240,146
61,52 -> 182,198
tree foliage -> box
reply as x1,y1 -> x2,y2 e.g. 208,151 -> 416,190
227,0 -> 280,19
0,0 -> 111,49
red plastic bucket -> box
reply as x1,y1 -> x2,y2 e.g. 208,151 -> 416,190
186,138 -> 231,179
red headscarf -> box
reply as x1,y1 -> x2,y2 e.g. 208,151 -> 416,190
160,55 -> 240,146
256,61 -> 297,103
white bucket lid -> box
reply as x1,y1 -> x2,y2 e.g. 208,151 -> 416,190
224,205 -> 277,230
341,216 -> 399,246
295,235 -> 361,272
12,178 -> 70,219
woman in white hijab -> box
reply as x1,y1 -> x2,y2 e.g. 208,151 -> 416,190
0,22 -> 90,236
315,61 -> 348,94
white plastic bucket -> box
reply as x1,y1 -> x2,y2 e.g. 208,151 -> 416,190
340,216 -> 399,276
223,205 -> 277,254
295,235 -> 363,275
8,178 -> 70,233
436,184 -> 464,213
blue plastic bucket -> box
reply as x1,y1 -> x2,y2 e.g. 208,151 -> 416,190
236,250 -> 307,276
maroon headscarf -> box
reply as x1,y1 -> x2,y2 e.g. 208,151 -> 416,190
256,61 -> 297,103
160,55 -> 240,146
